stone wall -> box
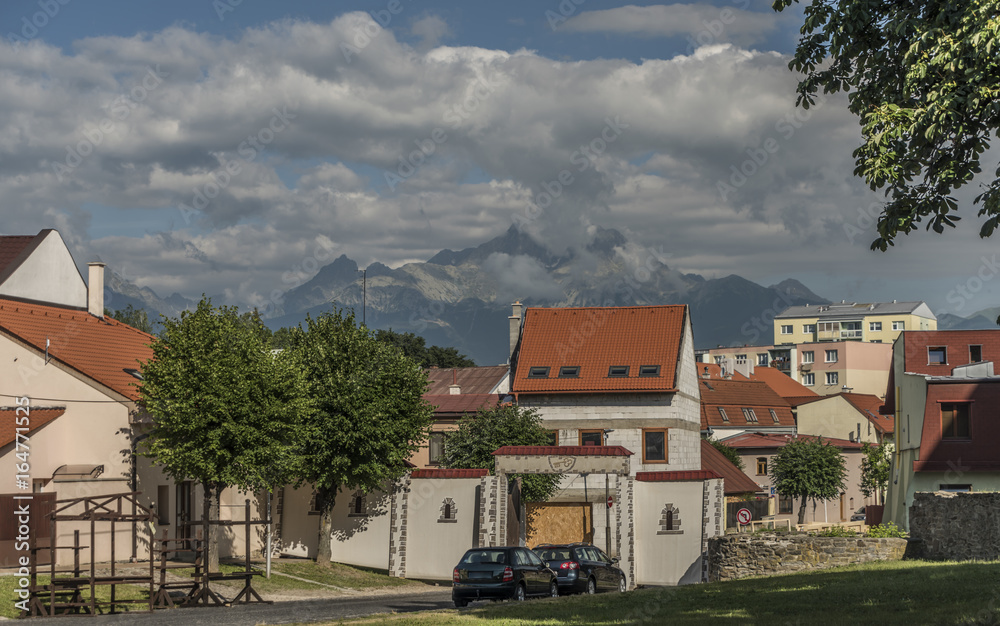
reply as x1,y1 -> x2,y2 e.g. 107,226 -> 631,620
707,534 -> 907,581
910,491 -> 1000,560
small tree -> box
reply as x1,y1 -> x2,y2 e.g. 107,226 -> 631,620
288,310 -> 434,566
441,404 -> 561,502
109,304 -> 156,335
770,438 -> 847,525
705,436 -> 744,472
139,298 -> 311,569
860,442 -> 892,505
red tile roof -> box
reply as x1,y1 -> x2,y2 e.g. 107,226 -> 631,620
410,468 -> 489,479
749,366 -> 818,399
424,393 -> 502,415
635,470 -> 722,482
492,445 -> 634,457
699,379 -> 795,429
721,432 -> 864,450
700,439 -> 762,494
0,234 -> 39,279
512,305 -> 687,394
0,407 -> 65,448
0,298 -> 155,401
784,395 -> 824,408
425,365 -> 508,395
695,363 -> 749,380
796,392 -> 894,434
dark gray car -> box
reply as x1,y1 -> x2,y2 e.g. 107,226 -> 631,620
533,543 -> 627,595
452,546 -> 558,607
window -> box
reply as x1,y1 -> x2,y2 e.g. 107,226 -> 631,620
928,347 -> 947,365
545,430 -> 559,446
826,372 -> 839,385
803,324 -> 816,333
756,457 -> 767,476
892,321 -> 905,331
580,430 -> 604,446
942,403 -> 971,439
802,373 -> 815,386
802,351 -> 814,364
970,345 -> 984,363
825,349 -> 838,363
742,408 -> 758,423
939,484 -> 972,492
658,504 -> 682,534
558,366 -> 580,378
349,492 -> 367,517
718,407 -> 729,422
818,321 -> 838,333
780,325 -> 793,335
439,498 -> 458,523
735,354 -> 747,365
769,409 -> 779,424
870,321 -> 882,331
757,353 -> 769,366
639,365 -> 660,377
778,495 -> 793,514
608,365 -> 629,377
714,356 -> 723,365
429,432 -> 445,464
308,490 -> 322,515
157,485 -> 170,526
642,429 -> 668,463
528,366 -> 550,378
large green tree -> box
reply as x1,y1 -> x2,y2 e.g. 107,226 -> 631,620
770,438 -> 847,525
139,298 -> 312,568
374,329 -> 476,368
774,0 -> 1000,250
441,404 -> 561,503
287,310 -> 434,566
860,442 -> 892,505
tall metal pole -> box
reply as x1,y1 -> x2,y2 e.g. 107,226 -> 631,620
361,269 -> 366,326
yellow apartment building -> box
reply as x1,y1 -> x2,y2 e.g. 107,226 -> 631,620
773,301 -> 936,345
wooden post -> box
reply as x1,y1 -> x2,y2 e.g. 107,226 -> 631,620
49,513 -> 56,615
110,517 -> 117,613
244,499 -> 251,577
90,514 -> 96,616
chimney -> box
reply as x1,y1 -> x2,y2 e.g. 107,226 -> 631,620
449,369 -> 461,395
88,262 -> 106,319
508,301 -> 522,361
701,366 -> 711,379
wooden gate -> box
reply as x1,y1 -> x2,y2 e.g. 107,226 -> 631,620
725,499 -> 769,529
525,503 -> 593,547
0,493 -> 55,567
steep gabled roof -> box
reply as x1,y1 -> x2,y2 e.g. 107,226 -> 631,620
0,298 -> 155,401
699,378 -> 795,429
0,406 -> 65,448
512,305 -> 687,394
722,431 -> 863,450
700,439 -> 762,494
749,366 -> 818,399
796,392 -> 893,434
776,301 -> 934,320
425,365 -> 507,395
0,234 -> 39,278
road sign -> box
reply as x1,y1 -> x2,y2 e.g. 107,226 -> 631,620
736,508 -> 753,525
606,495 -> 614,509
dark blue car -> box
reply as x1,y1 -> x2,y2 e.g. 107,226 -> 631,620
452,546 -> 558,607
533,543 -> 627,595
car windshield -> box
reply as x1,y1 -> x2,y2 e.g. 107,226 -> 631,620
460,550 -> 508,565
535,548 -> 572,561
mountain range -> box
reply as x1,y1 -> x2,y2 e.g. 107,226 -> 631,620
104,226 -> 1000,365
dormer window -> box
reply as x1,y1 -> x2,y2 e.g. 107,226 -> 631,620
639,365 -> 660,377
528,366 -> 550,378
608,366 -> 629,377
718,407 -> 729,422
558,366 -> 580,378
742,408 -> 758,423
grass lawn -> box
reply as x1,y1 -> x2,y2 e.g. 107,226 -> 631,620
168,560 -> 422,595
326,560 -> 1000,625
0,574 -> 150,620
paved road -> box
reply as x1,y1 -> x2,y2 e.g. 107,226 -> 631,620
21,589 -> 457,625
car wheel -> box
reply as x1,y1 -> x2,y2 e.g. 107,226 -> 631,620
586,578 -> 597,595
454,598 -> 468,608
618,575 -> 627,593
549,580 -> 559,598
514,583 -> 526,602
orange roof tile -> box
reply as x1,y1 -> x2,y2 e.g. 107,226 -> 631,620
425,365 -> 508,395
699,379 -> 795,429
700,439 -> 762,494
749,366 -> 818,399
410,468 -> 489,479
694,363 -> 749,381
0,298 -> 154,401
512,306 -> 686,394
635,470 -> 722,482
492,445 -> 634,457
0,407 -> 65,448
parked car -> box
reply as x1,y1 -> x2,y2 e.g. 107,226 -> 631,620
850,506 -> 866,522
452,546 -> 558,607
532,543 -> 627,595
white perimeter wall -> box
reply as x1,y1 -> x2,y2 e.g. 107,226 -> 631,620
404,477 -> 480,580
634,481 -> 707,586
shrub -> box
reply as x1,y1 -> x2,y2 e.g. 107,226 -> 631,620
816,525 -> 858,537
865,522 -> 908,538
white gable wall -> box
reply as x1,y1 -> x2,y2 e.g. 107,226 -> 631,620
0,231 -> 87,308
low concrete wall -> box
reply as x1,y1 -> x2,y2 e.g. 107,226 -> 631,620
707,533 -> 907,581
910,491 -> 1000,560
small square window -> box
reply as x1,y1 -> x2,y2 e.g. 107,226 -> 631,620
718,407 -> 729,422
826,372 -> 839,385
892,321 -> 905,331
642,429 -> 667,463
928,347 -> 947,365
757,353 -> 769,366
735,354 -> 747,364
545,430 -> 559,446
780,325 -> 793,335
803,324 -> 816,333
528,366 -> 550,378
608,365 -> 629,377
802,351 -> 814,364
756,457 -> 767,476
970,345 -> 983,363
825,350 -> 838,363
870,321 -> 882,331
580,430 -> 604,446
802,373 -> 815,386
559,366 -> 580,378
942,403 -> 971,439
639,365 -> 660,377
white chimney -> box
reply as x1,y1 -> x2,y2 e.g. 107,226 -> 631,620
88,262 -> 106,319
449,370 -> 460,395
509,301 -> 522,361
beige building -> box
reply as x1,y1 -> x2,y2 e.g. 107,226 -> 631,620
795,393 -> 893,445
773,300 -> 936,346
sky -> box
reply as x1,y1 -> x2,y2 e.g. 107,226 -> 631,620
2,0 -> 999,321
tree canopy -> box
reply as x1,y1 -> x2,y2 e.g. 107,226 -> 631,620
441,404 -> 561,503
705,436 -> 744,472
109,304 -> 156,335
374,329 -> 475,368
860,442 -> 892,505
770,438 -> 847,524
774,0 -> 1000,250
287,310 -> 434,564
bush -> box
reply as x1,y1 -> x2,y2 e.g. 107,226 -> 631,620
816,525 -> 858,537
865,521 -> 908,538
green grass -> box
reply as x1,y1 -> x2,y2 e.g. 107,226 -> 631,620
325,560 -> 1000,625
170,559 -> 421,594
0,574 -> 150,619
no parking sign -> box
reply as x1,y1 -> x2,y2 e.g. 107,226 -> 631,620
736,508 -> 753,526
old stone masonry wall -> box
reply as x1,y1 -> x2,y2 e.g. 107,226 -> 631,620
707,534 -> 907,582
910,491 -> 1000,560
